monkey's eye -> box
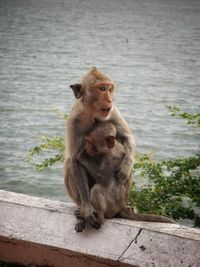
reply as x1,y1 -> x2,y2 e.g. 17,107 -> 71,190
109,86 -> 114,92
99,86 -> 106,91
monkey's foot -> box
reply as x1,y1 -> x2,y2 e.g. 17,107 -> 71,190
75,219 -> 86,233
75,205 -> 102,230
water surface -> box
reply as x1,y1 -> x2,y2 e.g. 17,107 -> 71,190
0,0 -> 199,201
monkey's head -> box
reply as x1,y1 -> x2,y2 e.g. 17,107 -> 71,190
84,123 -> 116,156
70,67 -> 114,120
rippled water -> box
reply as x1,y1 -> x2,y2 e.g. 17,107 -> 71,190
0,0 -> 199,202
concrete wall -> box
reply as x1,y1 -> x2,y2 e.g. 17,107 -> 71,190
0,190 -> 200,267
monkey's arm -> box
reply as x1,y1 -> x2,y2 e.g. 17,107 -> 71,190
65,116 -> 101,228
77,152 -> 111,185
71,160 -> 101,228
110,107 -> 136,181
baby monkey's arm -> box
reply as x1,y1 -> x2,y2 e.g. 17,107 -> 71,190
77,151 -> 111,185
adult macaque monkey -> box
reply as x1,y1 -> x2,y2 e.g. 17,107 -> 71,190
64,67 -> 135,231
76,122 -> 176,229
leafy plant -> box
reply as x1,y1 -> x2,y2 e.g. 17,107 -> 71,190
28,136 -> 65,170
167,105 -> 200,127
128,107 -> 200,227
28,109 -> 66,170
129,152 -> 200,227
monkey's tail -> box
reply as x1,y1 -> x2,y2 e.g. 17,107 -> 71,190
118,207 -> 177,224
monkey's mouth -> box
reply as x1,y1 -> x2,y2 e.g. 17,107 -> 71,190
101,107 -> 111,113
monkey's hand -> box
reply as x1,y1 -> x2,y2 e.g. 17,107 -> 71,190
114,157 -> 132,184
76,204 -> 102,230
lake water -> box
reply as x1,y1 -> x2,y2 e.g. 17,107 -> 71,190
0,0 -> 199,202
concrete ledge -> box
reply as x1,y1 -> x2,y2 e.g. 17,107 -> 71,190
0,190 -> 200,267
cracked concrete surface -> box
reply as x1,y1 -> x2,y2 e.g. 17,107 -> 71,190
0,190 -> 200,267
117,228 -> 143,262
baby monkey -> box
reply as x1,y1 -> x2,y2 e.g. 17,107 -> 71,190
81,122 -> 126,186
75,122 -> 176,232
75,122 -> 127,231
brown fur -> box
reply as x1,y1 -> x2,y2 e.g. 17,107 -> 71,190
65,67 -> 176,232
64,67 -> 135,231
77,122 -> 129,223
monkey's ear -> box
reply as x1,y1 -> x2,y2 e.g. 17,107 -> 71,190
106,136 -> 115,148
70,83 -> 83,99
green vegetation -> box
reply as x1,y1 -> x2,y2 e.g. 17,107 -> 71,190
167,105 -> 200,127
129,152 -> 200,227
28,135 -> 64,170
29,106 -> 200,227
28,109 -> 66,170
